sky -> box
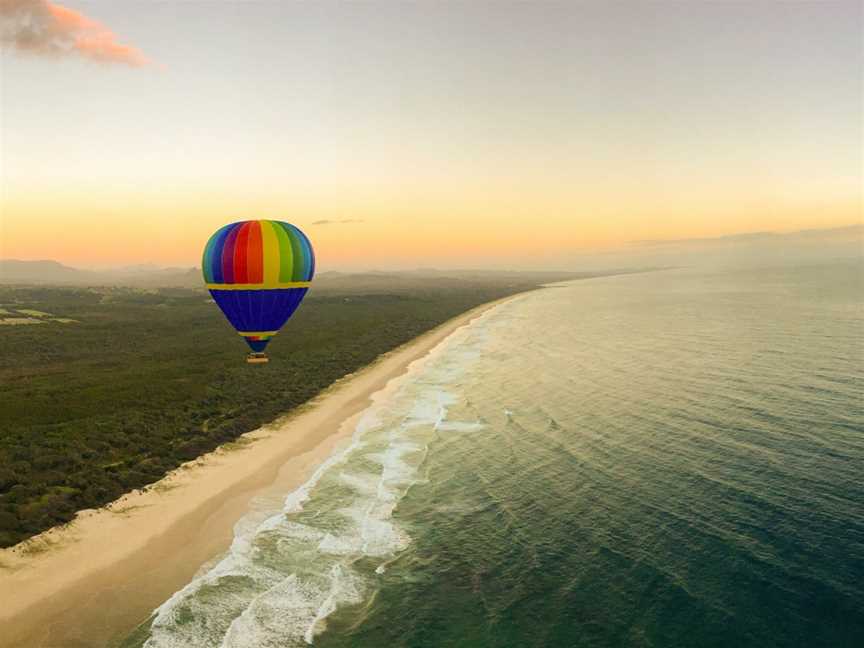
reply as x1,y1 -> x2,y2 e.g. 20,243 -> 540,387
1,0 -> 861,271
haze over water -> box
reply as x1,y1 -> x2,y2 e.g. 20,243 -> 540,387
125,260 -> 863,647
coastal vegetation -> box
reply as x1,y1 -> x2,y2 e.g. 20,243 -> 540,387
0,272 -> 593,547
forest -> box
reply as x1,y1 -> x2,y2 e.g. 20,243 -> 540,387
0,272 -> 597,547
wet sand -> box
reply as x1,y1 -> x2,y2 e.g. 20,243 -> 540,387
0,296 -> 516,648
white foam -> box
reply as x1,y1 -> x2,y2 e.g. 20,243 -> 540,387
140,301 -> 501,647
217,565 -> 363,648
282,437 -> 364,514
304,564 -> 364,644
339,471 -> 379,496
317,532 -> 358,556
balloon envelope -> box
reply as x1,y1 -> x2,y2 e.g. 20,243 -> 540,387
202,220 -> 315,353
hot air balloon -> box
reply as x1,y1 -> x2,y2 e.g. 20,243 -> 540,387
202,220 -> 315,364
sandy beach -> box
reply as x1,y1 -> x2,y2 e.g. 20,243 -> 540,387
0,295 -> 517,648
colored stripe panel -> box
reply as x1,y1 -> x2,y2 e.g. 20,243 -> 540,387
281,222 -> 305,281
260,221 -> 281,285
233,221 -> 251,283
285,223 -> 306,280
203,238 -> 212,283
273,221 -> 295,283
247,221 -> 264,283
209,223 -> 234,283
221,223 -> 241,284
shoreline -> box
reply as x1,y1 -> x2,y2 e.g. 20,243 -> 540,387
0,293 -> 525,648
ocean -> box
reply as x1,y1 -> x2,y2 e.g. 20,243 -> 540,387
122,261 -> 864,648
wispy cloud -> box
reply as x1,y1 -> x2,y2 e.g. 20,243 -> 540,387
0,0 -> 152,67
311,219 -> 364,226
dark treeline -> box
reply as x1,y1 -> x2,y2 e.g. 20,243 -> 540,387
0,273 -> 588,547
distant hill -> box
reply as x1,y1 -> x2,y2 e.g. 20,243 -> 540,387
0,260 -> 89,284
635,224 -> 864,247
3,223 -> 859,286
562,223 -> 863,271
0,260 -> 201,288
0,260 -> 617,290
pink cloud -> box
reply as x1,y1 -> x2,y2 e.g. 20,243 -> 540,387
1,0 -> 152,67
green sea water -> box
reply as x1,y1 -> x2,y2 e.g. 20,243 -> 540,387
125,260 -> 864,648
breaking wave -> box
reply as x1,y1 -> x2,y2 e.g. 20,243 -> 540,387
135,310 -> 496,647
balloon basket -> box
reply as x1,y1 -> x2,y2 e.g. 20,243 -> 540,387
246,352 -> 269,364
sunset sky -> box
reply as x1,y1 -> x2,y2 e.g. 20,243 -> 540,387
1,0 -> 861,270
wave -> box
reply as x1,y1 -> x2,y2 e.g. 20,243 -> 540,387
137,309 -> 494,647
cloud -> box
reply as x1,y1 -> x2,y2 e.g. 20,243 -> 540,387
311,219 -> 364,226
0,0 -> 151,66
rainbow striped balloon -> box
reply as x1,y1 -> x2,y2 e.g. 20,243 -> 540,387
202,220 -> 315,355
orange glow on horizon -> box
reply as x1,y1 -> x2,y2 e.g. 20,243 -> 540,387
2,191 -> 859,269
